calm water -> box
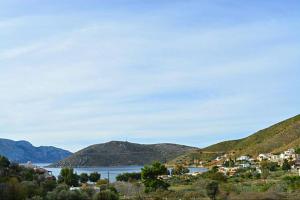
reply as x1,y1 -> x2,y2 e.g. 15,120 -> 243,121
35,163 -> 207,182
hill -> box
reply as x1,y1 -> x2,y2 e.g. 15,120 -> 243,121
50,141 -> 197,167
171,114 -> 300,165
0,138 -> 72,163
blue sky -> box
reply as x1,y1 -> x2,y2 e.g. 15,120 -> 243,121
0,0 -> 300,152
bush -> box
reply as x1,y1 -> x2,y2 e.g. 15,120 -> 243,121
171,164 -> 190,175
116,172 -> 141,182
206,181 -> 219,200
202,171 -> 227,182
282,176 -> 300,191
93,190 -> 119,200
96,179 -> 109,186
46,185 -> 89,200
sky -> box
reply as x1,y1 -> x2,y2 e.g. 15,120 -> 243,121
0,0 -> 300,152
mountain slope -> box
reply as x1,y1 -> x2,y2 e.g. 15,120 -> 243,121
0,138 -> 72,163
171,114 -> 300,164
51,141 -> 197,167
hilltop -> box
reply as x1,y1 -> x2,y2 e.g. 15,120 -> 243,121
171,114 -> 300,165
50,141 -> 197,167
0,138 -> 72,163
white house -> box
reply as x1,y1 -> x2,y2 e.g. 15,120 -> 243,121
237,155 -> 250,161
257,153 -> 271,161
239,163 -> 251,168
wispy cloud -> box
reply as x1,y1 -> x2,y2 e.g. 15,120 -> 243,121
0,0 -> 300,151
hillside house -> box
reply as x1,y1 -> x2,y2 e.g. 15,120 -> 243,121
270,154 -> 280,162
239,163 -> 251,168
22,161 -> 53,180
257,153 -> 272,161
237,155 -> 250,161
218,167 -> 239,176
280,148 -> 297,161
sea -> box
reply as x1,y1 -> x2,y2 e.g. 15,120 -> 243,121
34,163 -> 208,182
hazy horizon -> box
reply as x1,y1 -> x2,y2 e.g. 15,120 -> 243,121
1,0 -> 300,152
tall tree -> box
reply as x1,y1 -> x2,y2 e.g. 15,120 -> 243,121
282,159 -> 291,171
141,162 -> 170,192
89,172 -> 101,183
0,156 -> 10,168
58,168 -> 79,187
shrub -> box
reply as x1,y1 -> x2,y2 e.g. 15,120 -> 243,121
93,190 -> 119,200
171,164 -> 190,175
96,179 -> 109,186
116,172 -> 141,182
282,176 -> 300,191
206,181 -> 219,200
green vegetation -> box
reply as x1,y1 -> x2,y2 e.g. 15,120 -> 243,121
0,155 -> 10,168
93,189 -> 119,200
89,172 -> 101,183
116,172 -> 141,182
171,164 -> 190,175
80,173 -> 89,183
206,181 -> 219,200
282,159 -> 291,171
0,155 -> 121,200
172,115 -> 300,164
52,141 -> 197,167
141,162 -> 170,192
3,153 -> 300,200
58,168 -> 80,187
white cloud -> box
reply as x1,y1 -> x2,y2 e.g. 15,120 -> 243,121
0,1 -> 300,151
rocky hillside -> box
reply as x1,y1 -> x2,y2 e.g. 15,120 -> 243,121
50,141 -> 197,167
171,114 -> 300,164
0,138 -> 72,163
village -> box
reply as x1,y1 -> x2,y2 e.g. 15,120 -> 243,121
206,148 -> 300,177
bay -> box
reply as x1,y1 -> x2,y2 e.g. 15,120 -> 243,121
34,163 -> 208,182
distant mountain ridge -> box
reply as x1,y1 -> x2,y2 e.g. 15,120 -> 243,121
0,138 -> 72,163
170,114 -> 300,165
50,141 -> 198,167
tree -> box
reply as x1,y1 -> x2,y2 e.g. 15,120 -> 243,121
89,172 -> 101,183
261,168 -> 270,179
171,164 -> 190,175
58,168 -> 79,187
141,162 -> 170,192
0,155 -> 10,168
80,173 -> 89,183
282,159 -> 291,171
116,172 -> 141,182
223,158 -> 234,167
260,161 -> 278,171
206,181 -> 219,200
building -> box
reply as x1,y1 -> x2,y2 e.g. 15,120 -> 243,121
237,155 -> 250,161
239,163 -> 251,168
218,167 -> 239,176
257,153 -> 273,161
